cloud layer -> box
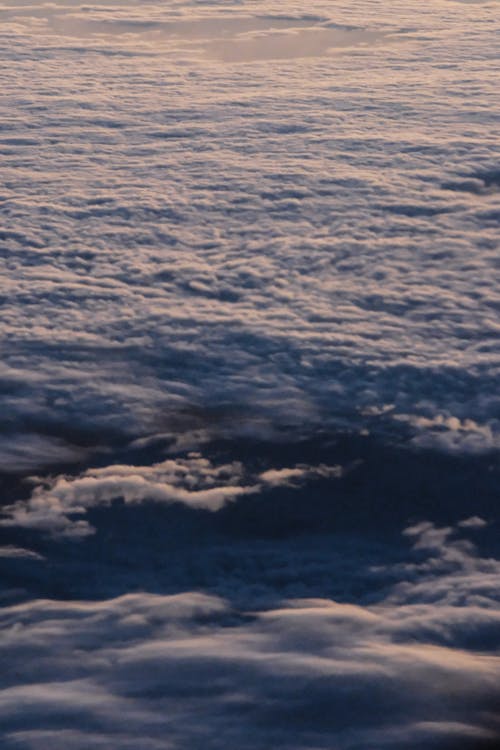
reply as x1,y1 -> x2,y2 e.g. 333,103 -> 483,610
1,0 -> 499,471
1,2 -> 499,748
1,521 -> 499,750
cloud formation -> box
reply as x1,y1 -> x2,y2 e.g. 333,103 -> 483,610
1,2 -> 499,746
1,454 -> 342,536
0,521 -> 499,750
0,0 -> 499,469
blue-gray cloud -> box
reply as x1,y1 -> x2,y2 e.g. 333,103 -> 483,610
0,521 -> 499,750
1,0 -> 499,470
1,2 -> 499,747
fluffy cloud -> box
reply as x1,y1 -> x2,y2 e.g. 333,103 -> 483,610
0,453 -> 342,536
2,1 -> 499,746
0,0 -> 499,467
0,522 -> 499,750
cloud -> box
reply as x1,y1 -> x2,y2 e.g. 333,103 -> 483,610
0,522 -> 499,750
0,546 -> 44,561
2,1 -> 499,747
0,453 -> 342,537
395,414 -> 500,455
205,26 -> 386,63
0,433 -> 86,474
0,0 -> 499,466
259,463 -> 342,486
1,454 -> 252,536
442,170 -> 500,194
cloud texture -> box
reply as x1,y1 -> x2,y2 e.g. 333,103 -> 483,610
1,1 -> 499,747
0,0 -> 499,470
1,521 -> 499,750
1,452 -> 340,536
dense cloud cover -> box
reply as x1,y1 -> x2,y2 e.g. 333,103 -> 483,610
1,0 -> 500,747
1,0 -> 500,470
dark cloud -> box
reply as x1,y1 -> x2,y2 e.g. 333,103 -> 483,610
442,170 -> 500,194
0,520 -> 499,750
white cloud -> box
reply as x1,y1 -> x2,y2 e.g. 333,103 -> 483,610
1,453 -> 343,536
1,455 -> 252,535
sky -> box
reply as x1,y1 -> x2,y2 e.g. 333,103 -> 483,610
1,0 -> 500,748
